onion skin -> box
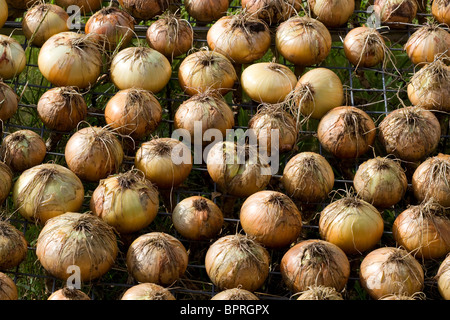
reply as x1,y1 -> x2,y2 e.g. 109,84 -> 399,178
353,157 -> 408,209
0,272 -> 17,300
121,283 -> 176,300
308,0 -> 355,27
0,81 -> 18,123
0,162 -> 12,205
436,254 -> 450,300
211,288 -> 259,300
374,0 -> 418,28
241,0 -> 302,25
36,212 -> 119,282
12,163 -> 85,224
55,0 -> 102,14
432,0 -> 450,25
0,220 -> 28,270
126,232 -> 189,286
0,35 -> 26,80
359,247 -> 424,300
118,0 -> 174,20
343,27 -> 385,68
296,285 -> 344,300
280,239 -> 351,293
404,25 -> 450,65
205,234 -> 270,292
317,106 -> 376,159
240,190 -> 302,248
185,0 -> 229,23
0,0 -> 7,28
48,288 -> 91,300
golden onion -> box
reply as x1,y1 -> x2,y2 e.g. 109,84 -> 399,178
118,0 -> 174,21
308,0 -> 355,27
241,0 -> 302,25
211,288 -> 259,300
0,272 -> 17,300
343,27 -> 386,69
296,285 -> 344,300
0,162 -> 12,205
0,220 -> 28,270
185,0 -> 229,23
374,0 -> 418,28
0,35 -> 26,80
436,254 -> 450,300
0,81 -> 18,122
48,288 -> 91,300
0,0 -> 7,29
432,0 -> 450,25
121,283 -> 176,300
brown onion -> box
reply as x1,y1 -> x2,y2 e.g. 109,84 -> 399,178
205,234 -> 270,292
48,288 -> 91,300
0,162 -> 12,205
1,129 -> 46,172
0,35 -> 26,80
55,0 -> 102,13
185,0 -> 229,23
436,254 -> 450,300
0,220 -> 28,270
241,0 -> 302,25
0,0 -> 7,28
117,0 -> 174,20
308,0 -> 355,27
5,0 -> 38,11
379,292 -> 425,300
0,81 -> 18,121
359,247 -> 424,300
296,285 -> 344,300
374,0 -> 418,28
211,288 -> 259,300
0,272 -> 17,300
280,239 -> 351,293
343,27 -> 386,69
126,232 -> 189,286
432,0 -> 450,25
121,283 -> 176,300
378,106 -> 441,162
65,125 -> 124,182
317,106 -> 376,159
37,86 -> 87,132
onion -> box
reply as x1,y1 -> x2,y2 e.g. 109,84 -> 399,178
117,0 -> 174,21
286,68 -> 344,121
0,220 -> 28,270
5,0 -> 38,10
240,190 -> 302,248
1,129 -> 46,172
178,49 -> 237,96
48,288 -> 91,300
319,195 -> 384,254
241,62 -> 297,104
296,285 -> 344,300
0,81 -> 18,122
171,196 -> 224,241
0,272 -> 17,300
65,125 -> 124,182
379,292 -> 425,300
317,106 -> 376,159
207,12 -> 271,65
134,137 -> 193,189
308,0 -> 355,27
353,156 -> 408,208
36,212 -> 119,281
359,247 -> 424,300
0,35 -> 26,80
211,288 -> 259,300
392,200 -> 450,259
85,6 -> 135,51
55,0 -> 102,14
121,283 -> 176,300
0,0 -> 7,29
407,57 -> 450,112
206,141 -> 272,197
281,152 -> 335,204
432,0 -> 450,25
22,3 -> 69,47
37,86 -> 87,132
110,46 -> 172,93
343,27 -> 386,69
436,254 -> 450,300
378,106 -> 441,162
404,24 -> 450,65
241,0 -> 302,25
0,162 -> 12,205
374,0 -> 418,28
104,88 -> 162,140
146,12 -> 193,60
173,91 -> 235,146
275,16 -> 331,69
184,0 -> 229,23
126,232 -> 189,286
280,239 -> 351,293
205,234 -> 270,292
12,163 -> 84,224
90,170 -> 160,234
38,32 -> 103,89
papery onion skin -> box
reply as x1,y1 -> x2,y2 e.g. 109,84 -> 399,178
359,247 -> 424,300
241,0 -> 302,25
90,170 -> 160,234
353,157 -> 408,208
296,285 -> 344,300
36,212 -> 119,282
280,239 -> 351,293
0,81 -> 18,122
205,234 -> 270,292
22,3 -> 69,47
126,232 -> 189,286
343,27 -> 385,68
0,35 -> 26,80
317,106 -> 376,159
432,0 -> 450,25
37,87 -> 87,132
281,152 -> 335,203
436,254 -> 450,300
185,0 -> 229,23
65,126 -> 124,182
55,0 -> 102,14
110,46 -> 172,93
0,272 -> 17,300
378,106 -> 441,162
0,162 -> 12,205
121,283 -> 176,300
319,196 -> 384,254
48,288 -> 91,300
374,0 -> 418,28
308,0 -> 355,27
118,0 -> 174,20
1,129 -> 46,172
211,288 -> 259,300
0,220 -> 28,270
404,25 -> 450,65
12,163 -> 85,224
172,196 -> 224,241
0,0 -> 8,28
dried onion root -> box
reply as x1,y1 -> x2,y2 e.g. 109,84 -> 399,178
211,287 -> 259,300
296,285 -> 344,300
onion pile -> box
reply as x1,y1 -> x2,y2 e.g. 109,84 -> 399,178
241,0 -> 302,25
374,0 -> 418,28
308,0 -> 355,27
36,212 -> 118,281
280,239 -> 351,293
343,27 -> 386,69
22,3 -> 69,47
436,254 -> 450,300
205,234 -> 270,292
353,157 -> 408,208
121,283 -> 176,300
55,0 -> 103,14
12,163 -> 84,224
432,0 -> 450,25
317,106 -> 376,159
0,0 -> 7,29
48,288 -> 91,300
0,162 -> 12,205
126,232 -> 189,286
296,285 -> 344,300
378,106 -> 441,162
0,272 -> 17,300
0,220 -> 28,270
0,35 -> 26,80
65,125 -> 124,182
211,288 -> 259,300
184,0 -> 229,23
117,0 -> 173,20
0,81 -> 18,122
359,247 -> 424,300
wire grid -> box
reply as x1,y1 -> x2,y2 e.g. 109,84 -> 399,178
1,2 -> 449,300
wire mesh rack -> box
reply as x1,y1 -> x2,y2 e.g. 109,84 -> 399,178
0,0 -> 449,301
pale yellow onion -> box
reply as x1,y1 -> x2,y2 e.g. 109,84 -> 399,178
54,0 -> 102,14
308,0 -> 355,27
432,0 -> 450,25
296,285 -> 344,300
374,0 -> 418,28
0,272 -> 17,300
343,27 -> 386,68
118,0 -> 174,20
211,288 -> 259,300
110,46 -> 172,93
0,35 -> 26,80
0,0 -> 8,29
241,0 -> 302,25
241,62 -> 297,104
48,288 -> 91,300
38,32 -> 103,89
436,254 -> 450,300
185,0 -> 229,23
121,283 -> 176,300
0,81 -> 18,121
0,162 -> 12,205
0,220 -> 28,270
